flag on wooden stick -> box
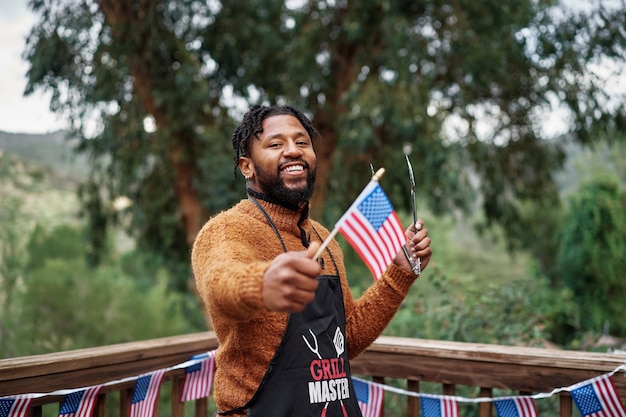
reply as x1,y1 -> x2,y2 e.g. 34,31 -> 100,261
334,172 -> 406,280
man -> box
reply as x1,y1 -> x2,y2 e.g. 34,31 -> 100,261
191,104 -> 432,416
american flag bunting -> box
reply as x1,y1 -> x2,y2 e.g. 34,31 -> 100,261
421,397 -> 459,417
180,351 -> 216,402
0,396 -> 33,417
494,397 -> 538,417
353,378 -> 384,417
336,181 -> 406,280
57,386 -> 103,417
570,374 -> 626,417
130,370 -> 166,417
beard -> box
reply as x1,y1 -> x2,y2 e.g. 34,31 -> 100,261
255,162 -> 316,206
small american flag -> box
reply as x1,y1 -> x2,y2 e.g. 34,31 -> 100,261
570,374 -> 626,417
0,396 -> 33,417
353,378 -> 384,417
180,351 -> 216,402
421,397 -> 459,417
494,397 -> 538,417
130,370 -> 166,417
336,181 -> 406,280
58,386 -> 103,417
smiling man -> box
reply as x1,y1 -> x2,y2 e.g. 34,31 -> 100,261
191,104 -> 432,416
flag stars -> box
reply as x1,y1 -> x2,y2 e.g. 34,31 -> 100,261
572,385 -> 603,415
358,188 -> 394,231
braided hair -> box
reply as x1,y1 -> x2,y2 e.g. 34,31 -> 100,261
232,104 -> 320,178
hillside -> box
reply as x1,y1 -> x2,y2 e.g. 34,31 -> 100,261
0,131 -> 86,229
0,130 -> 88,185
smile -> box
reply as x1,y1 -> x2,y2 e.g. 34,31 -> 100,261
281,164 -> 305,173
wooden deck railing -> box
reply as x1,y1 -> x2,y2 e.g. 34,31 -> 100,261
1,332 -> 625,417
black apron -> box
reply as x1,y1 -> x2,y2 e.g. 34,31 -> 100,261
221,199 -> 363,417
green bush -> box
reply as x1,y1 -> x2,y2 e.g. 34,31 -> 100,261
557,176 -> 626,338
1,223 -> 197,357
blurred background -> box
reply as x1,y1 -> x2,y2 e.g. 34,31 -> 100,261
0,0 -> 625,363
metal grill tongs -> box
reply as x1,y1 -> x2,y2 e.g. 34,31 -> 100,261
403,154 -> 421,275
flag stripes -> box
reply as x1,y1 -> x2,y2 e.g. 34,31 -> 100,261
571,374 -> 626,417
0,396 -> 33,417
58,386 -> 102,417
130,370 -> 166,417
353,378 -> 384,417
181,351 -> 216,402
421,397 -> 459,417
494,397 -> 538,417
336,182 -> 406,280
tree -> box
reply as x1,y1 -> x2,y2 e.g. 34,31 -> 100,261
556,176 -> 626,337
23,0 -> 626,294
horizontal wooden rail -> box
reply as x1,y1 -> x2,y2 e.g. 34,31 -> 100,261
1,332 -> 625,417
351,336 -> 626,397
0,331 -> 219,396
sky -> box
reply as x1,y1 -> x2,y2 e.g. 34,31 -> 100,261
0,0 -> 68,134
0,0 -> 622,135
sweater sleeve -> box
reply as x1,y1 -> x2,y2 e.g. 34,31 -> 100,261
343,261 -> 418,359
191,211 -> 271,322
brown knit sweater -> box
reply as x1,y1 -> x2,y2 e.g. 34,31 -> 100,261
191,197 -> 418,414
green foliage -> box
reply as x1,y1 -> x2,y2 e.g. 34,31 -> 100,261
376,214 -> 574,346
556,176 -> 626,337
11,259 -> 192,355
26,224 -> 90,270
0,221 -> 200,358
22,0 -> 626,279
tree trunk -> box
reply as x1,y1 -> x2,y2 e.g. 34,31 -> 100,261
99,0 -> 212,328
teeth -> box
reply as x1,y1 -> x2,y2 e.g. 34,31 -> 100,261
283,165 -> 304,172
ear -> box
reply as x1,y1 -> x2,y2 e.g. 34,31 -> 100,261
239,156 -> 254,179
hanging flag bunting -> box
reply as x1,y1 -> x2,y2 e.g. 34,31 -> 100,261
335,180 -> 406,280
353,378 -> 384,417
58,386 -> 102,417
494,397 -> 538,417
130,370 -> 166,417
181,351 -> 216,402
0,396 -> 33,417
1,354 -> 625,417
570,374 -> 626,417
421,396 -> 459,417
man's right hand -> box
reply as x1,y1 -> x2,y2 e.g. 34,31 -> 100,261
262,241 -> 322,312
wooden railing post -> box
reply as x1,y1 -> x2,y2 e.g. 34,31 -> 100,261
479,387 -> 492,417
195,397 -> 208,417
171,378 -> 184,417
30,405 -> 42,417
94,394 -> 106,417
406,379 -> 420,417
120,387 -> 133,417
559,393 -> 573,417
442,383 -> 455,396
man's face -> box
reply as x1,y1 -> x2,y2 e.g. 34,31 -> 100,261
240,114 -> 317,206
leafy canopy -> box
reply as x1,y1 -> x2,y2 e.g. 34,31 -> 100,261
23,0 -> 626,280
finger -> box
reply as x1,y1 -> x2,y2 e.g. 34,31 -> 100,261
289,286 -> 317,305
411,236 -> 431,255
413,219 -> 424,232
294,272 -> 319,292
410,226 -> 428,243
304,240 -> 321,259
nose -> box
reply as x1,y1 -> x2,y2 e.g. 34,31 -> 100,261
283,139 -> 304,157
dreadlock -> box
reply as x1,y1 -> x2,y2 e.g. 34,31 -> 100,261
231,104 -> 320,179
